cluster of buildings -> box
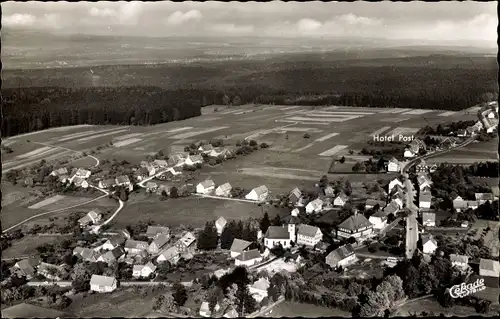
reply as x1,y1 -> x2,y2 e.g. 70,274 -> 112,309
49,167 -> 92,189
404,138 -> 427,158
452,193 -> 496,213
9,256 -> 69,282
477,102 -> 499,134
195,180 -> 269,202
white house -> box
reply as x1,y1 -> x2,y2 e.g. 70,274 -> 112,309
153,159 -> 168,168
102,235 -> 126,251
450,254 -> 469,271
198,144 -> 214,154
50,167 -> 68,177
369,211 -> 388,230
78,210 -> 102,227
419,191 -> 432,209
215,216 -> 227,235
388,178 -> 404,193
156,246 -> 181,265
72,177 -> 89,189
333,192 -> 349,207
245,185 -> 269,202
196,180 -> 215,194
422,212 -> 436,227
422,234 -> 438,255
325,244 -> 356,268
452,196 -> 467,212
98,178 -> 116,189
417,174 -> 432,191
132,262 -> 157,278
185,155 -> 203,166
230,238 -> 252,258
248,277 -> 270,303
457,129 -> 467,137
264,226 -> 292,249
336,211 -> 373,240
215,183 -> 232,197
234,249 -> 263,267
296,224 -> 323,247
467,201 -> 479,210
90,275 -> 117,293
305,198 -> 324,214
387,157 -> 400,173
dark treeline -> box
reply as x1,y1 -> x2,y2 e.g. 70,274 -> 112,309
1,86 -> 204,137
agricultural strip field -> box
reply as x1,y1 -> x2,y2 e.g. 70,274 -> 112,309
113,133 -> 143,141
286,116 -> 364,122
76,128 -> 130,142
385,127 -> 420,136
28,195 -> 67,209
169,126 -> 229,139
319,145 -> 348,157
237,167 -> 321,181
438,111 -> 457,117
315,132 -> 339,142
32,195 -> 95,211
401,109 -> 435,115
3,150 -> 72,173
370,126 -> 392,136
16,146 -> 52,159
113,138 -> 143,147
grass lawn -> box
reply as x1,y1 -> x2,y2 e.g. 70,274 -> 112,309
66,287 -> 166,317
113,193 -> 288,229
263,301 -> 351,317
2,235 -> 71,259
394,297 -> 500,317
473,287 -> 500,304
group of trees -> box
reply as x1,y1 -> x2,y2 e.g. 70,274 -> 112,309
220,219 -> 259,250
417,120 -> 477,136
2,86 -> 203,137
464,161 -> 499,178
152,283 -> 189,314
359,146 -> 405,158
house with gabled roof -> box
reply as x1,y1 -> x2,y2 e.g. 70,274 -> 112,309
390,186 -> 404,209
72,176 -> 89,188
10,256 -> 41,279
457,129 -> 468,137
453,195 -> 467,212
296,224 -> 322,247
50,167 -> 68,177
264,226 -> 292,249
148,234 -> 170,254
305,198 -> 324,214
97,247 -> 125,264
223,306 -> 239,318
98,178 -> 116,189
417,174 -> 432,191
153,159 -> 168,168
156,246 -> 181,265
78,210 -> 102,227
450,254 -> 469,271
37,262 -> 68,281
419,191 -> 432,209
421,234 -> 438,255
185,154 -> 203,166
479,258 -> 500,288
73,247 -> 98,262
230,238 -> 252,258
72,168 -> 91,180
132,262 -> 157,278
369,210 -> 389,230
325,244 -> 356,268
234,249 -> 262,267
146,226 -> 170,239
196,180 -> 215,194
115,175 -> 133,191
167,154 -> 186,167
467,200 -> 479,210
198,144 -> 214,154
215,216 -> 227,235
333,191 -> 348,207
245,185 -> 269,202
90,275 -> 117,293
422,211 -> 436,227
289,187 -> 302,205
336,211 -> 373,240
387,157 -> 400,173
208,147 -> 226,158
175,232 -> 196,253
248,277 -> 270,303
388,177 -> 404,193
215,183 -> 232,197
323,185 -> 335,197
102,235 -> 126,251
124,240 -> 149,255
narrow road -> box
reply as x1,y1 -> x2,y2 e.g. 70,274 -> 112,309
101,198 -> 124,226
2,193 -> 109,233
33,141 -> 100,167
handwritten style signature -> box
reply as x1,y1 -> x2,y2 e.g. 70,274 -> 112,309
449,278 -> 486,298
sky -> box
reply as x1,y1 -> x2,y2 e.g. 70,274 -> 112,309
2,1 -> 497,45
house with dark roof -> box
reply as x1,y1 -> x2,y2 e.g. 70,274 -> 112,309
146,226 -> 170,239
11,256 -> 41,279
148,234 -> 171,254
422,211 -> 436,227
296,224 -> 323,247
196,180 -> 215,194
97,247 -> 125,263
479,258 -> 500,288
289,187 -> 302,205
234,249 -> 262,267
230,239 -> 252,258
325,244 -> 356,268
264,226 -> 292,249
124,240 -> 149,255
336,211 -> 373,240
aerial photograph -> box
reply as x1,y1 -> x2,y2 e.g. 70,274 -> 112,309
1,1 -> 499,318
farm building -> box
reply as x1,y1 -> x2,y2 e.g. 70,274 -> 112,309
325,244 -> 356,269
453,196 -> 467,212
72,177 -> 89,188
230,239 -> 252,258
388,177 -> 404,193
234,249 -> 262,267
336,211 -> 373,240
175,232 -> 196,253
50,167 -> 68,177
10,256 -> 41,279
245,185 -> 269,202
115,175 -> 133,191
289,187 -> 302,205
90,275 -> 117,293
146,226 -> 170,239
132,262 -> 157,278
185,154 -> 203,166
153,159 -> 168,168
369,210 -> 389,230
146,182 -> 158,193
419,191 -> 432,209
333,191 -> 348,207
475,193 -> 494,204
167,154 -> 186,167
215,183 -> 232,197
305,198 -> 324,214
421,234 -> 438,255
73,247 -> 98,262
98,178 -> 116,189
78,210 -> 102,227
248,277 -> 270,303
124,240 -> 149,255
148,234 -> 171,254
37,262 -> 68,281
196,180 -> 215,194
97,247 -> 125,263
102,235 -> 126,250
133,167 -> 149,181
198,144 -> 214,154
156,246 -> 181,265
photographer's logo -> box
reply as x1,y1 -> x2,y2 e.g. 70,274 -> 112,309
449,278 -> 486,298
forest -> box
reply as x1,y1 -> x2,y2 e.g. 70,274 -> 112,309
1,86 -> 204,137
2,54 -> 498,137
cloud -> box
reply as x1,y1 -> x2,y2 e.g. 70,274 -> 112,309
210,23 -> 254,34
297,18 -> 323,32
166,9 -> 202,25
89,7 -> 116,18
337,14 -> 382,26
3,13 -> 37,27
118,2 -> 142,25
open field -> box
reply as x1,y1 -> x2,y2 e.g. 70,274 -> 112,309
263,301 -> 351,317
114,193 -> 287,229
28,195 -> 67,209
2,234 -> 71,259
33,195 -> 96,211
114,138 -> 143,147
